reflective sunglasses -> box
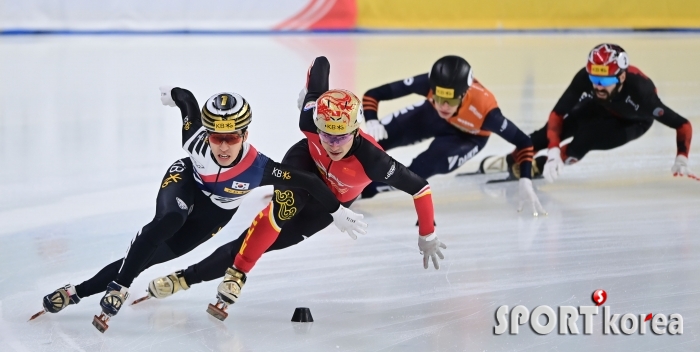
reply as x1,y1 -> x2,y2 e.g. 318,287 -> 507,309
432,95 -> 462,107
588,75 -> 619,87
208,132 -> 244,145
318,131 -> 354,146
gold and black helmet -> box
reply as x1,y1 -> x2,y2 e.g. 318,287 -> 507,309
201,92 -> 252,133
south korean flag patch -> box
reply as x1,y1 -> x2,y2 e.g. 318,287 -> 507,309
231,181 -> 250,190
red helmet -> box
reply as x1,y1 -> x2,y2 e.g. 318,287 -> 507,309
586,44 -> 629,77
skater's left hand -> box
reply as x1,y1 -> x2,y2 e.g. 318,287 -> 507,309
331,205 -> 368,240
518,178 -> 547,217
296,87 -> 308,110
99,281 -> 130,317
418,233 -> 447,270
671,155 -> 699,180
159,86 -> 176,107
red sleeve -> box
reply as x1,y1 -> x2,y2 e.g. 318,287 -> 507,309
677,122 -> 692,157
413,185 -> 435,236
546,111 -> 564,149
234,203 -> 281,273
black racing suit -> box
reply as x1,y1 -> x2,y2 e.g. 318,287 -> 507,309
533,66 -> 692,162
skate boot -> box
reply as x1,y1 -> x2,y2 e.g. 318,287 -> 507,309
29,284 -> 82,321
479,155 -> 509,174
207,267 -> 246,321
92,281 -> 129,333
132,270 -> 190,305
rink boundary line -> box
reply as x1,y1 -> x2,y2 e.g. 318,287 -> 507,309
4,28 -> 700,36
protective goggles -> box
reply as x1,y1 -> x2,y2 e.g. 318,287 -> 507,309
432,95 -> 462,107
208,132 -> 244,145
318,131 -> 354,146
588,75 -> 619,87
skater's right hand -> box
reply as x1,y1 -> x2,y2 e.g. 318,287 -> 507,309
418,233 -> 446,270
671,155 -> 699,180
543,147 -> 564,183
364,120 -> 388,141
159,86 -> 176,107
331,205 -> 368,240
518,178 -> 547,217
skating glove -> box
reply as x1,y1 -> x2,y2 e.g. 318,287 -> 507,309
518,178 -> 547,217
331,205 -> 368,240
364,120 -> 388,141
418,233 -> 446,270
99,281 -> 129,317
543,147 -> 564,183
297,87 -> 308,110
159,86 -> 176,107
671,155 -> 699,180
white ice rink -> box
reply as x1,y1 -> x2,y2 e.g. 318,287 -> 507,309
1,33 -> 699,351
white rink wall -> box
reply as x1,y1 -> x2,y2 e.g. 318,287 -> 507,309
0,0 -> 311,31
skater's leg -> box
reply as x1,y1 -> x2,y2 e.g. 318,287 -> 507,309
113,158 -> 196,288
378,101 -> 437,151
565,114 -> 653,162
182,200 -> 339,285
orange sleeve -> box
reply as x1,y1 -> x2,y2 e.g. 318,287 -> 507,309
546,111 -> 564,149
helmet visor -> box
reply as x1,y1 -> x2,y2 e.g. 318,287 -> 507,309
588,75 -> 619,87
318,131 -> 353,146
433,95 -> 462,107
208,132 -> 244,145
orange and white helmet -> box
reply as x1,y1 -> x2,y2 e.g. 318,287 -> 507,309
313,89 -> 364,135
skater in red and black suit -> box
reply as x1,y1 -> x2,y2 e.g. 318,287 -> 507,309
138,57 -> 446,320
531,43 -> 696,182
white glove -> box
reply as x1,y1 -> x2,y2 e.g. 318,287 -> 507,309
159,86 -> 176,107
671,155 -> 699,180
331,205 -> 368,240
364,120 -> 388,141
518,178 -> 547,217
297,87 -> 308,111
417,233 -> 447,270
542,147 -> 564,183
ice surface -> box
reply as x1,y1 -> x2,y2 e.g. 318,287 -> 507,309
0,33 -> 699,351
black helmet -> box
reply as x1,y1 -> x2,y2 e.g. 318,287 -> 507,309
429,55 -> 473,100
201,92 -> 252,133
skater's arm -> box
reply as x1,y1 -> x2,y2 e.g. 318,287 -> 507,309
363,73 -> 431,121
260,159 -> 341,213
299,56 -> 330,134
639,78 -> 693,157
549,68 -> 590,148
169,87 -> 203,144
482,108 -> 534,179
355,141 -> 435,236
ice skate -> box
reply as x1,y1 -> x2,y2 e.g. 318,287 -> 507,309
206,267 -> 246,321
132,270 -> 190,306
92,281 -> 129,333
29,284 -> 81,321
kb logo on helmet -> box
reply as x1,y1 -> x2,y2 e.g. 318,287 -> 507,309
214,121 -> 236,132
324,121 -> 347,132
